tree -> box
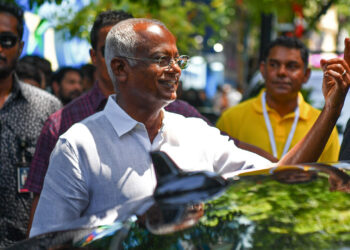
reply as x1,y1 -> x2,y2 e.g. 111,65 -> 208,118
17,0 -> 226,56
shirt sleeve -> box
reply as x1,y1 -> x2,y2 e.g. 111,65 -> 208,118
212,134 -> 272,179
185,117 -> 272,178
29,138 -> 89,237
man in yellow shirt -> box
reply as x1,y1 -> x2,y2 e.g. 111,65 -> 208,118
216,36 -> 339,161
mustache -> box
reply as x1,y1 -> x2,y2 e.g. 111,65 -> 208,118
68,90 -> 82,98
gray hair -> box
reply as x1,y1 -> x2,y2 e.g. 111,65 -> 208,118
105,18 -> 168,89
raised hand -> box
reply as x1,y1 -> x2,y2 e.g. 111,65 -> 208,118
320,38 -> 350,113
279,38 -> 350,165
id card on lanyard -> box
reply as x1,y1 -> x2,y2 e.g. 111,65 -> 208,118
17,166 -> 29,193
17,137 -> 30,193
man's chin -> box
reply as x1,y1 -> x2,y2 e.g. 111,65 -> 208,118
163,98 -> 175,106
167,93 -> 177,102
68,92 -> 83,100
160,95 -> 177,108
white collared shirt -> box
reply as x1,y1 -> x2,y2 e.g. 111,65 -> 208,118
30,95 -> 271,237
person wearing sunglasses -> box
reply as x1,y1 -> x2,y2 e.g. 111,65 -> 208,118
30,18 -> 350,237
0,1 -> 62,247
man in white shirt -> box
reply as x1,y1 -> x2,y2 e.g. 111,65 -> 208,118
30,18 -> 350,236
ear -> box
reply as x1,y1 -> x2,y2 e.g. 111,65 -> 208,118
89,49 -> 97,65
259,61 -> 266,80
302,68 -> 311,85
52,81 -> 59,96
110,57 -> 128,83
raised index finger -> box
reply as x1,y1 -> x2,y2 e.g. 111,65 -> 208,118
344,37 -> 350,66
322,58 -> 350,74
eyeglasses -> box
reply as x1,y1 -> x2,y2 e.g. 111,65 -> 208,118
118,55 -> 190,70
0,33 -> 19,49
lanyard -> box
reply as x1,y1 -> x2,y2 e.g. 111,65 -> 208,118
262,91 -> 300,158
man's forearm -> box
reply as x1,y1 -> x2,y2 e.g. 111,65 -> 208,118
237,140 -> 278,162
279,49 -> 350,166
279,101 -> 341,165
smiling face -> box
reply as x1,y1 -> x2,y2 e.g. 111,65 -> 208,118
0,12 -> 23,79
117,22 -> 181,109
260,46 -> 310,102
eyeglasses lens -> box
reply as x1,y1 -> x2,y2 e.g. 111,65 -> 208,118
177,56 -> 189,69
0,34 -> 18,49
159,56 -> 189,70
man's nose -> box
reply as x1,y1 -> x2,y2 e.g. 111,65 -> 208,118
166,60 -> 182,75
277,65 -> 287,76
74,81 -> 83,90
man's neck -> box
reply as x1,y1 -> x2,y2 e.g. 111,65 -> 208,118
265,92 -> 299,117
97,79 -> 115,98
143,110 -> 164,143
116,96 -> 165,143
0,74 -> 14,108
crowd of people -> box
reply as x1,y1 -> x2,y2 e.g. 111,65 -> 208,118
2,1 -> 350,247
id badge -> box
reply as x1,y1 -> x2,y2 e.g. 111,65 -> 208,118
17,167 -> 29,193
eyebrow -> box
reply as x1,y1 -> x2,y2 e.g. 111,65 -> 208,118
268,58 -> 301,65
149,51 -> 180,57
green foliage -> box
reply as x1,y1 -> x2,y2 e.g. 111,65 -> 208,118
336,0 -> 350,38
32,0 -> 225,56
207,176 -> 350,249
27,0 -> 63,8
26,0 -> 347,92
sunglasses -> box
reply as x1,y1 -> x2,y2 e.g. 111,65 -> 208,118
0,33 -> 19,49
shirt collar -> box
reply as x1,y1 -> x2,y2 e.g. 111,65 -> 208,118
103,94 -> 139,137
252,88 -> 310,120
103,95 -> 168,138
11,74 -> 28,102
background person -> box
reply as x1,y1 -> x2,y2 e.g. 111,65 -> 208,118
80,63 -> 96,92
51,66 -> 83,105
16,59 -> 43,88
18,55 -> 51,90
0,1 -> 61,247
213,83 -> 242,114
216,36 -> 340,162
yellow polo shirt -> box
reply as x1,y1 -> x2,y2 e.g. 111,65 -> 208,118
216,90 -> 339,162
